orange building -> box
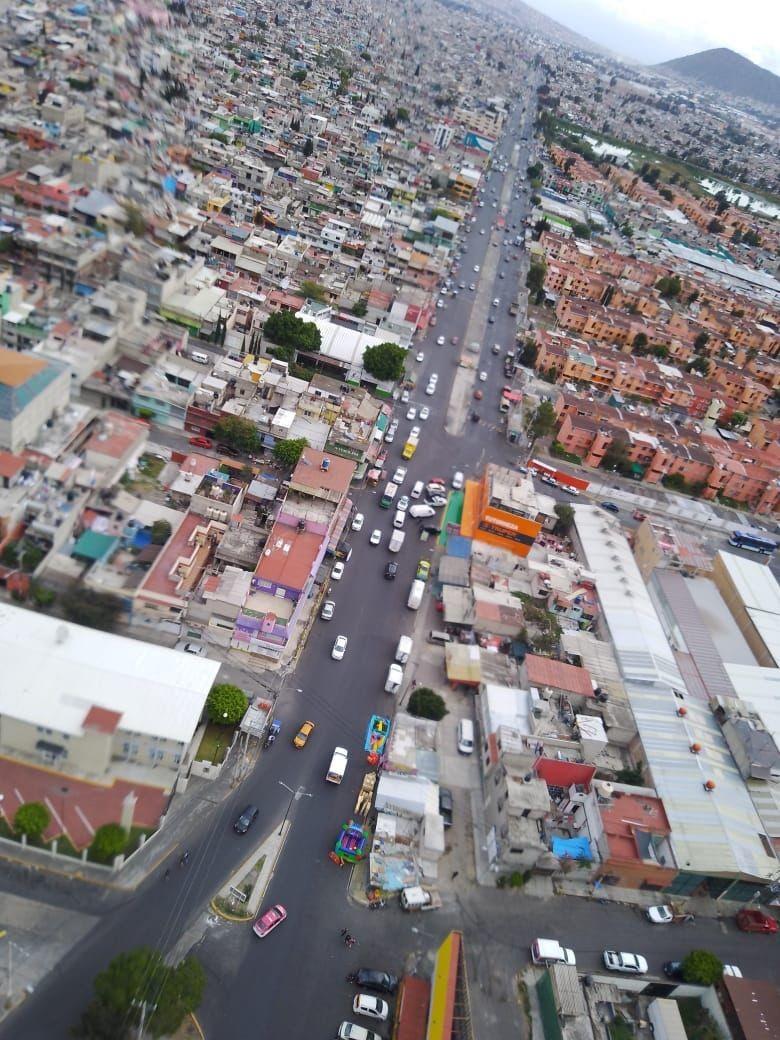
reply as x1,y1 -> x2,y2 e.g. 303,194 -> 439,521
461,464 -> 542,557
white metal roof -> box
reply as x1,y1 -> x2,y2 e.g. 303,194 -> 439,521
0,604 -> 220,745
574,506 -> 778,881
716,551 -> 780,666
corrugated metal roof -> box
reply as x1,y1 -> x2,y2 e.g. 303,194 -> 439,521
717,551 -> 780,666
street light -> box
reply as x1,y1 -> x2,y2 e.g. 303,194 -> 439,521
277,781 -> 311,836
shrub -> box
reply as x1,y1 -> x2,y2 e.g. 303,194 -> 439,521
408,687 -> 447,721
15,802 -> 50,840
682,949 -> 724,986
91,823 -> 128,864
206,683 -> 248,725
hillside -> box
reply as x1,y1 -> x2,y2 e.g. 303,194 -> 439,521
657,48 -> 780,109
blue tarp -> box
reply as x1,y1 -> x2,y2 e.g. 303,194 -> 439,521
552,835 -> 592,861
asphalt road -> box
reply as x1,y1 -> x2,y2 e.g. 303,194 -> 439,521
11,100 -> 778,1040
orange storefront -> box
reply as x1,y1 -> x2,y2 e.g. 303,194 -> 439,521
461,477 -> 541,558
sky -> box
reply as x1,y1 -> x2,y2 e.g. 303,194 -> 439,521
531,0 -> 780,75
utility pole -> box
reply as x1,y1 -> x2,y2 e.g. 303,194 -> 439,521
277,781 -> 311,835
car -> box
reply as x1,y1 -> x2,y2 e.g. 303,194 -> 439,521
351,512 -> 365,532
320,600 -> 335,621
646,905 -> 674,924
233,805 -> 259,834
401,389 -> 410,403
188,435 -> 214,449
479,370 -> 487,382
473,265 -> 480,273
499,271 -> 506,279
451,336 -> 459,345
469,283 -> 476,291
410,425 -> 421,439
332,635 -> 348,660
480,228 -> 485,235
350,970 -> 399,995
429,373 -> 438,384
632,510 -> 648,522
384,561 -> 398,580
427,494 -> 447,507
415,351 -> 425,363
458,282 -> 466,290
397,496 -> 410,513
429,316 -> 437,326
436,299 -> 444,309
332,561 -> 345,580
599,501 -> 619,514
369,529 -> 382,546
384,427 -> 396,444
253,904 -> 287,938
663,960 -> 684,980
452,471 -> 464,490
175,639 -> 205,656
723,965 -> 744,977
406,406 -> 417,420
473,389 -> 483,401
562,486 -> 580,496
409,504 -> 436,519
293,721 -> 315,748
425,383 -> 436,396
419,406 -> 430,421
216,443 -> 241,457
439,787 -> 453,827
602,951 -> 648,974
392,466 -> 407,485
736,909 -> 778,934
436,335 -> 445,346
338,1024 -> 382,1040
492,344 -> 501,355
416,559 -> 431,581
488,315 -> 495,324
353,994 -> 389,1022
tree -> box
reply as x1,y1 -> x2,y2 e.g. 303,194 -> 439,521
272,437 -> 308,468
351,299 -> 367,317
123,205 -> 146,237
300,279 -> 325,301
303,136 -> 314,157
30,583 -> 56,610
615,762 -> 644,786
86,947 -> 206,1039
693,331 -> 710,352
727,411 -> 748,429
603,438 -> 630,473
571,221 -> 591,239
91,824 -> 128,864
263,310 -> 321,353
527,400 -> 557,444
408,688 -> 447,721
291,68 -> 306,83
682,949 -> 723,986
15,802 -> 50,840
62,588 -> 123,632
206,683 -> 248,726
212,415 -> 260,454
526,260 -> 546,295
554,503 -> 575,533
743,229 -> 761,247
396,106 -> 410,122
687,356 -> 710,377
520,340 -> 538,367
656,275 -> 682,299
71,999 -> 132,1039
150,520 -> 172,546
708,218 -> 724,234
362,341 -> 406,382
632,332 -> 648,352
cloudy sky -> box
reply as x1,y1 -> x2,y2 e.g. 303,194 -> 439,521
531,0 -> 780,74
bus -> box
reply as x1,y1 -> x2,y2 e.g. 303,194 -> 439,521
728,530 -> 777,555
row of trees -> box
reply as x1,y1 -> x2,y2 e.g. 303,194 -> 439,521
11,803 -> 133,863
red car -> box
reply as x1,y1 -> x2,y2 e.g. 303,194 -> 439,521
253,904 -> 287,938
188,436 -> 213,449
736,909 -> 778,934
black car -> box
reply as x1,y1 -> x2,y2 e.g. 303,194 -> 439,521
663,961 -> 684,980
216,443 -> 241,458
599,501 -> 619,513
233,805 -> 259,834
384,561 -> 398,580
439,787 -> 453,828
422,525 -> 441,535
353,969 -> 398,995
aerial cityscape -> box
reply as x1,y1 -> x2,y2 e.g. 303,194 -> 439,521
0,0 -> 779,1038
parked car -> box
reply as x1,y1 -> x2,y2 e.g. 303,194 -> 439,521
736,909 -> 778,934
397,496 -> 410,512
436,336 -> 445,346
599,501 -> 619,513
332,635 -> 348,661
369,529 -> 382,546
233,805 -> 259,834
252,904 -> 287,938
175,640 -> 205,656
439,787 -> 453,828
646,905 -> 674,924
415,351 -> 425,363
320,600 -> 335,621
425,382 -> 436,396
452,471 -> 464,490
603,951 -> 648,974
188,436 -> 214,449
416,560 -> 431,581
293,721 -> 315,749
331,561 -> 345,580
353,995 -> 389,1022
409,504 -> 436,519
427,495 -> 447,507
351,512 -> 364,532
216,443 -> 240,457
632,510 -> 648,522
419,406 -> 430,421
338,1024 -> 382,1040
349,970 -> 398,994
663,960 -> 683,980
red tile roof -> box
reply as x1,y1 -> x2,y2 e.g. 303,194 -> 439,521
83,705 -> 122,735
525,654 -> 594,697
255,522 -> 324,591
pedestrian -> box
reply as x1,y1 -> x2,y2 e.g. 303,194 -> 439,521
451,870 -> 460,880
340,928 -> 349,938
164,868 -> 171,881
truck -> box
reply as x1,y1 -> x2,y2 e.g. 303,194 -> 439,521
401,435 -> 419,460
647,1000 -> 688,1040
395,635 -> 413,664
385,663 -> 404,694
407,579 -> 425,610
326,746 -> 349,784
400,886 -> 442,912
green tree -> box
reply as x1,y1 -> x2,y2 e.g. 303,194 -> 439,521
351,299 -> 367,317
520,340 -> 538,367
303,136 -> 314,157
396,107 -> 410,122
62,588 -> 123,632
300,279 -> 325,301
707,218 -> 723,234
263,310 -> 321,353
687,356 -> 711,377
656,275 -> 682,299
212,415 -> 260,454
291,68 -> 306,83
571,221 -> 591,239
682,949 -> 724,986
527,400 -> 557,443
272,437 -> 308,468
615,762 -> 644,786
30,583 -> 56,609
0,541 -> 18,566
15,802 -> 50,840
527,161 -> 542,179
362,341 -> 406,381
408,687 -> 448,721
727,411 -> 748,429
603,438 -> 630,473
91,824 -> 128,864
693,331 -> 710,351
71,999 -> 131,1039
554,503 -> 575,533
123,205 -> 146,237
86,947 -> 205,1039
150,520 -> 172,546
206,683 -> 248,725
526,260 -> 546,295
632,332 -> 648,352
743,229 -> 761,247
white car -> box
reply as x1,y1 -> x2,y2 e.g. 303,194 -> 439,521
384,426 -> 396,444
397,496 -> 410,512
353,995 -> 389,1022
645,905 -> 674,924
351,513 -> 364,532
603,951 -> 648,975
436,299 -> 444,309
338,1024 -> 382,1040
427,494 -> 447,507
473,265 -> 480,273
410,425 -> 421,439
479,371 -> 487,382
331,561 -> 345,581
425,383 -> 436,396
419,406 -> 430,421
429,373 -> 438,384
400,389 -> 410,403
452,471 -> 464,490
415,351 -> 425,363
392,466 -> 407,485
480,228 -> 485,235
436,336 -> 445,346
320,600 -> 335,621
369,529 -> 382,546
331,635 -> 348,661
406,406 -> 417,420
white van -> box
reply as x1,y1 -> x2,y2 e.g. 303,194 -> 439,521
530,939 -> 576,966
326,747 -> 349,784
393,509 -> 406,530
395,635 -> 413,664
407,579 -> 425,610
388,529 -> 406,553
457,718 -> 474,754
385,663 -> 404,694
409,504 -> 435,519
410,480 -> 425,500
190,350 -> 210,365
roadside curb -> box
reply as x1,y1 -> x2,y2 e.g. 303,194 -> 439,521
209,821 -> 290,923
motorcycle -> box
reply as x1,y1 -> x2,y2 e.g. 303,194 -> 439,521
264,718 -> 281,749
